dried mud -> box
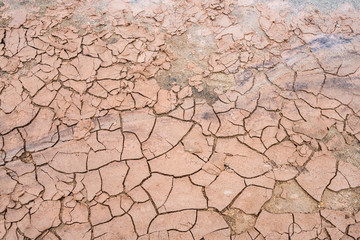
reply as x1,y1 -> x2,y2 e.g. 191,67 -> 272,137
0,0 -> 360,239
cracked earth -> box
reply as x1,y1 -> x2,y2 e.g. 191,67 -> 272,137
0,0 -> 360,239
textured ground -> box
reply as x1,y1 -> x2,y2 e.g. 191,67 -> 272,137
0,0 -> 360,239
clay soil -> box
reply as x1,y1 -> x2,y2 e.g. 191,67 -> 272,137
0,0 -> 360,239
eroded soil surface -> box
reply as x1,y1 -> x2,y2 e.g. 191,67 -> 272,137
0,0 -> 360,239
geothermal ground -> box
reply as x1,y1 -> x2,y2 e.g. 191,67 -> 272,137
0,0 -> 360,239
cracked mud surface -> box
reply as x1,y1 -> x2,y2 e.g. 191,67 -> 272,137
0,0 -> 360,239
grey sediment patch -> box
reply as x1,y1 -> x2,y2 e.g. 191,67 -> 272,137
255,0 -> 360,12
287,0 -> 360,11
322,188 -> 360,213
263,180 -> 319,214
